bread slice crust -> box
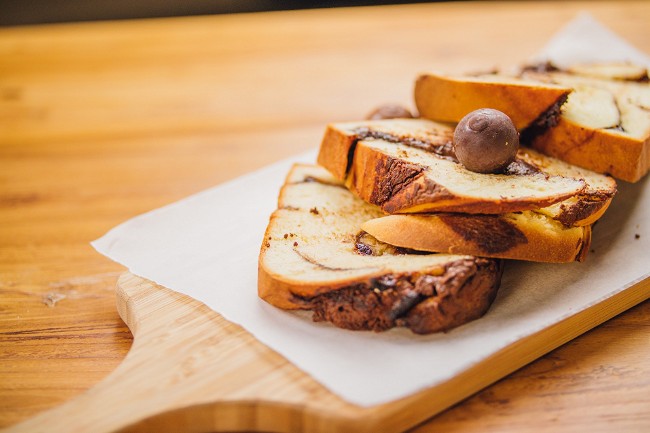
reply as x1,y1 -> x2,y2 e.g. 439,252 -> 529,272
258,164 -> 503,334
414,71 -> 571,130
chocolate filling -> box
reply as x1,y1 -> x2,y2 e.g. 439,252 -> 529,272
520,92 -> 568,144
399,258 -> 503,334
292,252 -> 503,334
439,213 -> 528,254
369,156 -> 425,206
299,175 -> 348,189
555,195 -> 610,227
504,159 -> 543,176
383,176 -> 454,214
522,61 -> 649,82
520,61 -> 561,74
349,125 -> 543,178
355,231 -> 427,256
351,127 -> 456,160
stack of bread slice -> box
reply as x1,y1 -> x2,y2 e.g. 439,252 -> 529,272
257,62 -> 647,334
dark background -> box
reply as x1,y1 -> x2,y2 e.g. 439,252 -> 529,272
0,1 -> 445,27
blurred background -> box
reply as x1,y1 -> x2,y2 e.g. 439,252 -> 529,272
1,1 -> 445,26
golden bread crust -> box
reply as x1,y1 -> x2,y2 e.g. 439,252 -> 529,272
414,72 -> 571,130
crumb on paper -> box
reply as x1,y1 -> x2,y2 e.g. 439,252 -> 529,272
42,292 -> 66,307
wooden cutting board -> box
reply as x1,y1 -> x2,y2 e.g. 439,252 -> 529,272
5,271 -> 649,433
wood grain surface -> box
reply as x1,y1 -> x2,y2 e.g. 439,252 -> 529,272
1,1 -> 649,431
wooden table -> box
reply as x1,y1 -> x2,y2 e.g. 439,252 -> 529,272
1,1 -> 649,431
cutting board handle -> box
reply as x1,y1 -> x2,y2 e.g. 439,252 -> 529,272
3,273 -> 351,433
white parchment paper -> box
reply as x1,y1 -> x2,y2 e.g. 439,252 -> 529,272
92,15 -> 650,407
532,12 -> 650,68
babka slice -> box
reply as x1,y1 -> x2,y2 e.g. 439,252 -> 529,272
414,64 -> 650,182
317,118 -> 615,219
258,163 -> 503,334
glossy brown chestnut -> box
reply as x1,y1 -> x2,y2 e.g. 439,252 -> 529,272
366,103 -> 414,120
453,108 -> 519,173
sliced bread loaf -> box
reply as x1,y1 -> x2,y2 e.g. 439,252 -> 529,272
317,118 -> 615,220
258,163 -> 503,334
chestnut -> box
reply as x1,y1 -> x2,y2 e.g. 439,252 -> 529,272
366,104 -> 414,120
453,108 -> 519,173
